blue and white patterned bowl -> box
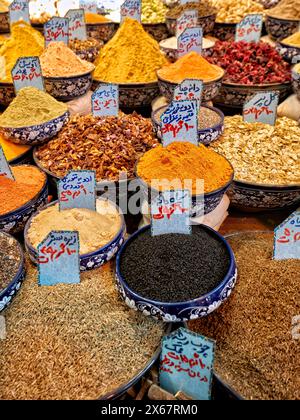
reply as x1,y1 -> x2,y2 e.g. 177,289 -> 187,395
166,13 -> 217,36
0,82 -> 16,107
0,166 -> 48,235
212,22 -> 237,41
277,41 -> 300,63
265,15 -> 299,41
115,224 -> 238,323
24,198 -> 126,272
292,69 -> 300,100
44,70 -> 94,102
151,104 -> 224,146
0,111 -> 69,146
157,72 -> 224,103
0,232 -> 26,312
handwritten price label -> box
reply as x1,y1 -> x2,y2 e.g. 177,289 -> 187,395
235,14 -> 263,43
243,91 -> 279,125
44,17 -> 69,46
121,0 -> 141,23
174,79 -> 203,111
177,26 -> 202,58
58,170 -> 96,211
66,9 -> 87,41
160,328 -> 215,400
176,10 -> 198,37
9,0 -> 30,25
151,190 -> 191,236
161,99 -> 198,146
274,210 -> 300,260
0,146 -> 14,180
79,0 -> 97,13
12,57 -> 44,93
92,84 -> 119,117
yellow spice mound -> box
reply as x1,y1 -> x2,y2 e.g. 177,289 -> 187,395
283,32 -> 300,47
94,17 -> 168,83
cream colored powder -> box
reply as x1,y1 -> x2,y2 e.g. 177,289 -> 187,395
27,199 -> 122,255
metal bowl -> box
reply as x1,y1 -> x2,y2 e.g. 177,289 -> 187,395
166,13 -> 217,36
265,15 -> 299,41
44,70 -> 94,102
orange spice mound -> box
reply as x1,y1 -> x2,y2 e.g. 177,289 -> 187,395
0,166 -> 46,216
157,52 -> 224,83
85,12 -> 111,23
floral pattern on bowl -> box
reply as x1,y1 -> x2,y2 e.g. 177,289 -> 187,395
277,42 -> 300,63
212,22 -> 237,41
86,22 -> 116,42
0,11 -> 9,33
265,15 -> 299,41
115,224 -> 238,322
0,82 -> 16,107
0,111 -> 69,146
45,72 -> 93,102
166,13 -> 216,36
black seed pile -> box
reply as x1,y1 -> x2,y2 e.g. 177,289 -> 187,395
119,226 -> 231,303
0,232 -> 22,291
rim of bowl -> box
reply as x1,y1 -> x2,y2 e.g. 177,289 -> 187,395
157,69 -> 225,86
0,164 -> 48,220
0,81 -> 15,87
233,177 -> 300,190
0,231 -> 25,298
93,78 -> 159,87
0,110 -> 69,131
166,12 -> 217,21
116,223 -> 236,308
44,68 -> 95,80
222,79 -> 291,88
24,197 -> 126,261
266,14 -> 300,23
152,103 -> 225,133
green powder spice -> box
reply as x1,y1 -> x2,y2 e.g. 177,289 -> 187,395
0,87 -> 68,128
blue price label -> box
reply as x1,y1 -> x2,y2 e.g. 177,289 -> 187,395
177,26 -> 202,57
174,79 -> 203,111
274,210 -> 300,260
0,146 -> 14,180
243,91 -> 279,126
58,170 -> 96,211
11,57 -> 44,93
38,231 -> 81,286
176,10 -> 198,37
9,0 -> 30,25
92,83 -> 119,117
79,0 -> 97,13
161,99 -> 198,146
44,17 -> 69,46
235,14 -> 263,43
160,328 -> 215,400
66,9 -> 87,41
121,0 -> 141,22
151,190 -> 191,236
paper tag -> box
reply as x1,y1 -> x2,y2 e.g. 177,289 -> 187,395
58,170 -> 96,211
151,190 -> 191,236
0,146 -> 14,180
161,99 -> 198,146
121,0 -> 141,23
274,210 -> 300,260
79,0 -> 97,13
160,328 -> 215,400
38,231 -> 80,286
176,10 -> 198,37
174,79 -> 203,111
11,57 -> 44,93
44,17 -> 69,46
9,0 -> 30,25
177,27 -> 202,57
235,14 -> 263,43
243,91 -> 279,125
92,84 -> 119,117
66,9 -> 87,41
0,316 -> 6,340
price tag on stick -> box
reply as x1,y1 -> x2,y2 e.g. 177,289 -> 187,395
9,0 -> 30,25
92,84 -> 119,117
0,146 -> 14,180
58,170 -> 96,211
160,328 -> 215,400
151,190 -> 191,236
177,27 -> 202,57
121,0 -> 141,23
44,17 -> 69,46
161,99 -> 198,146
243,91 -> 279,126
66,9 -> 87,41
273,210 -> 300,260
38,231 -> 80,286
174,79 -> 203,111
79,0 -> 97,13
235,14 -> 263,43
12,57 -> 44,93
176,10 -> 198,37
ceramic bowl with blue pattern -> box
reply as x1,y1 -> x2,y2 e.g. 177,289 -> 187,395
265,15 -> 299,40
166,13 -> 217,36
44,70 -> 94,102
24,198 -> 126,272
152,104 -> 224,146
0,166 -> 48,235
0,111 -> 69,146
0,232 -> 26,312
277,41 -> 300,63
115,224 -> 238,323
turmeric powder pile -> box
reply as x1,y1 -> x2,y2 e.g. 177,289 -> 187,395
93,18 -> 168,83
85,12 -> 111,23
0,21 -> 44,83
137,142 -> 233,194
157,52 -> 224,84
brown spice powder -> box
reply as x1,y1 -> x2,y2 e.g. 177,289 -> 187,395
188,232 -> 300,400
